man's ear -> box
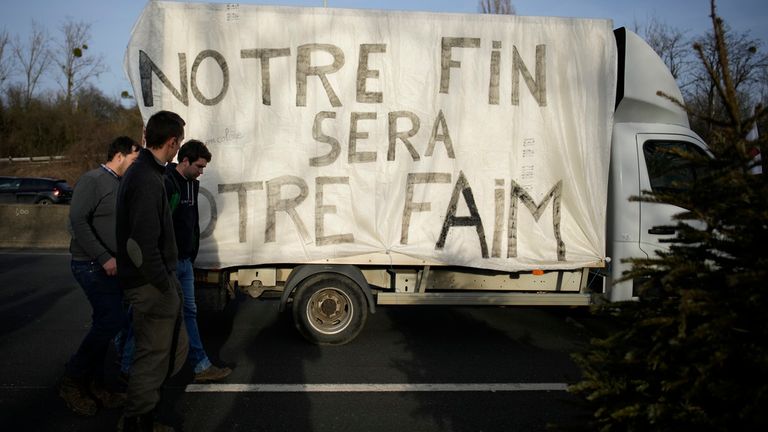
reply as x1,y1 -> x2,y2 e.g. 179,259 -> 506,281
165,137 -> 176,149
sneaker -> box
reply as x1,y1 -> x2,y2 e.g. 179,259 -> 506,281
58,375 -> 98,416
193,365 -> 232,383
89,379 -> 126,409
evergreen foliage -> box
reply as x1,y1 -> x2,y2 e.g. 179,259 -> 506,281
570,2 -> 768,430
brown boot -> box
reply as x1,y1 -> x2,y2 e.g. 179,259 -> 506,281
193,365 -> 232,383
90,379 -> 127,409
58,375 -> 98,416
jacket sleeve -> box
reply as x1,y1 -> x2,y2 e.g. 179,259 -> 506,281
69,174 -> 112,264
125,177 -> 173,292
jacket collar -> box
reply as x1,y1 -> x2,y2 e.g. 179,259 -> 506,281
139,148 -> 167,174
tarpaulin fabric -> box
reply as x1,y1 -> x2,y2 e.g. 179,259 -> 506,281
125,2 -> 616,271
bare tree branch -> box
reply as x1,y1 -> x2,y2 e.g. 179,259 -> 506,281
11,21 -> 52,107
0,28 -> 11,90
687,16 -> 768,141
54,19 -> 108,106
478,0 -> 516,15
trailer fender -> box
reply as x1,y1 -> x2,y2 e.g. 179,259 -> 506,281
279,264 -> 376,314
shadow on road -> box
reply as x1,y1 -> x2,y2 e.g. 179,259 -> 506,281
385,305 -> 594,431
185,293 -> 321,432
0,254 -> 79,339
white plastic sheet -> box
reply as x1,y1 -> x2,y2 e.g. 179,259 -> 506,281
125,2 -> 616,271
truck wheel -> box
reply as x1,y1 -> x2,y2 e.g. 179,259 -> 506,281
292,273 -> 368,345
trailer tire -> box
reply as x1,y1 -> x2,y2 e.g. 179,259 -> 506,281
292,273 -> 367,345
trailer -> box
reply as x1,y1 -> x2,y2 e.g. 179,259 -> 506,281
125,2 -> 707,344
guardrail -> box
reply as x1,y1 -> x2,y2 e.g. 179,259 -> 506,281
0,156 -> 69,164
0,204 -> 70,249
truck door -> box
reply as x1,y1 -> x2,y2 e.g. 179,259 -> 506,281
637,134 -> 709,257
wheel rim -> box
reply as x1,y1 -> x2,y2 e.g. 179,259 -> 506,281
305,287 -> 354,335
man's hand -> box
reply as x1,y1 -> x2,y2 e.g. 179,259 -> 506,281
102,257 -> 117,276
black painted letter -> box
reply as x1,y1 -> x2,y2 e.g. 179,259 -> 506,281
436,171 -> 489,258
191,50 -> 230,106
139,50 -> 188,107
315,177 -> 354,246
296,44 -> 344,107
507,180 -> 564,260
356,44 -> 386,103
241,48 -> 291,105
310,111 -> 341,167
439,37 -> 481,94
401,173 -> 452,244
218,182 -> 264,243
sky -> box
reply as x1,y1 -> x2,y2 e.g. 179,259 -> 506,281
1,0 -> 767,99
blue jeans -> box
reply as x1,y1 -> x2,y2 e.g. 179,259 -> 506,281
177,258 -> 211,373
66,260 -> 129,380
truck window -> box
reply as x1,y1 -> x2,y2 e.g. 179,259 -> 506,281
643,141 -> 708,194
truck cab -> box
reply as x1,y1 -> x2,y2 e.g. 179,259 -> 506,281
606,28 -> 708,301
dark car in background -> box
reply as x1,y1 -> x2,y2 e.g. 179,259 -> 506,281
0,176 -> 73,205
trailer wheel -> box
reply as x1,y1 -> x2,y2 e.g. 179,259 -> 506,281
292,273 -> 367,345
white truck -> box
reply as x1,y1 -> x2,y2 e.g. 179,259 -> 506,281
125,2 -> 707,344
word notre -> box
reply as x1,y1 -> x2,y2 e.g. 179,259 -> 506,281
199,172 -> 565,261
138,37 -> 547,108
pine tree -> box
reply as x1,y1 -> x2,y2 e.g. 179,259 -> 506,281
570,1 -> 768,430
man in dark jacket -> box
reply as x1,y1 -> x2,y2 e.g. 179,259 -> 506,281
116,110 -> 188,431
60,136 -> 139,416
165,140 -> 232,383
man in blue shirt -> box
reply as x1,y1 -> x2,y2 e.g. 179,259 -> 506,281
61,136 -> 139,416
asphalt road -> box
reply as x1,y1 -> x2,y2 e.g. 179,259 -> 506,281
0,250 -> 602,431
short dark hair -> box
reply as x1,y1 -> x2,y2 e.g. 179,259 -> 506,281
178,139 -> 212,164
107,136 -> 139,161
145,110 -> 185,149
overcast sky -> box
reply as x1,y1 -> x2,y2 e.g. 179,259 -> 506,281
1,0 -> 766,99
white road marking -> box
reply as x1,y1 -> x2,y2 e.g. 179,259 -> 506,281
186,383 -> 569,393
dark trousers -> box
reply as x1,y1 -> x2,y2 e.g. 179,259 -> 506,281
123,280 -> 188,416
66,260 -> 128,381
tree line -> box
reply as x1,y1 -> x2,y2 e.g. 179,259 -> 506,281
1,5 -> 766,170
0,19 -> 142,161
633,15 -> 768,144
477,0 -> 768,145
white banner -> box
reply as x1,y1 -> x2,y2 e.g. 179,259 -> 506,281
125,2 -> 616,271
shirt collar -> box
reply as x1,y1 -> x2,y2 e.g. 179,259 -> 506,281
100,164 -> 120,179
